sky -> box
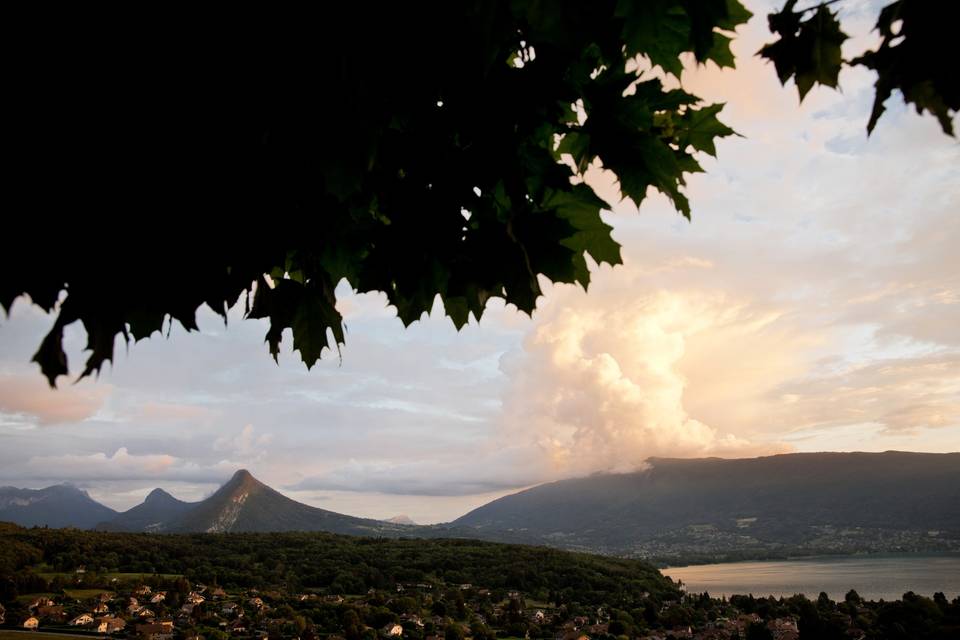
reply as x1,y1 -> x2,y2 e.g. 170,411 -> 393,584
1,0 -> 958,523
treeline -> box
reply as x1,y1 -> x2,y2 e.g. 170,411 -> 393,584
0,523 -> 675,604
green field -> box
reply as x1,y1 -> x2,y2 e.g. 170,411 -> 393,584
14,593 -> 56,604
63,590 -> 113,600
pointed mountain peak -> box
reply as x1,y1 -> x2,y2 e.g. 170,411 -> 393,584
229,469 -> 257,484
144,488 -> 176,503
232,469 -> 253,481
223,469 -> 263,493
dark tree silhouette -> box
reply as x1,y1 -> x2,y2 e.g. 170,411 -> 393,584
3,1 -> 955,386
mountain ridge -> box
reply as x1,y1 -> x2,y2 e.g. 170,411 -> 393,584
452,451 -> 960,556
4,452 -> 959,561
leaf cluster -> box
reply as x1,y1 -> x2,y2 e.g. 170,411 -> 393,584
759,0 -> 959,134
3,2 -> 747,385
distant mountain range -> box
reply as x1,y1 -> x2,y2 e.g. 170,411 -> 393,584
2,451 -> 958,560
95,470 -> 409,535
0,484 -> 117,529
452,451 -> 960,557
96,487 -> 194,532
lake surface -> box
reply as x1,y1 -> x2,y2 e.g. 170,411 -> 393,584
662,554 -> 960,601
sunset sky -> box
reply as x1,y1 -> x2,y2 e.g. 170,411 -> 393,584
1,0 -> 957,523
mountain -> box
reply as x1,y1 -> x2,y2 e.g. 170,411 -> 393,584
96,488 -> 195,532
0,484 -> 117,529
452,451 -> 960,557
160,470 -> 405,535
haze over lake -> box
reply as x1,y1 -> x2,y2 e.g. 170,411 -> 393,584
662,554 -> 960,601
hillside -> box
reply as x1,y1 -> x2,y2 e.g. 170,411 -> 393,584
0,524 -> 677,603
452,451 -> 960,557
161,470 -> 405,535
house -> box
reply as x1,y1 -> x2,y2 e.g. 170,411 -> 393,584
381,623 -> 403,637
37,605 -> 66,621
75,565 -> 87,574
29,597 -> 55,611
211,587 -> 227,599
94,602 -> 111,614
0,603 -> 5,625
248,597 -> 264,608
70,613 -> 96,626
137,620 -> 175,640
400,614 -> 423,628
221,602 -> 241,616
770,618 -> 800,640
188,592 -> 206,605
23,616 -> 40,630
230,619 -> 248,634
136,585 -> 153,596
97,617 -> 127,633
181,603 -> 196,615
138,608 -> 157,618
151,592 -> 167,603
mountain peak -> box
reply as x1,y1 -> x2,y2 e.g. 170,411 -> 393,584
223,469 -> 263,494
144,488 -> 175,503
231,469 -> 254,482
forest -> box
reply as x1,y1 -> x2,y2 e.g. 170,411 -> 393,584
1,524 -> 958,639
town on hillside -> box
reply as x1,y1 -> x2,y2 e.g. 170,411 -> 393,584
2,572 -> 957,640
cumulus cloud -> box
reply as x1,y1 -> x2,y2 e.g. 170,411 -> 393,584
214,424 -> 273,459
495,278 -> 795,479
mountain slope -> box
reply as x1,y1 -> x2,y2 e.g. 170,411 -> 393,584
452,451 -> 960,555
162,470 -> 405,535
96,488 -> 195,532
0,484 -> 117,528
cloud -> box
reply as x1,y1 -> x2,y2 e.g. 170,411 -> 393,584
495,277 -> 794,479
0,373 -> 110,425
135,401 -> 217,424
20,447 -> 232,483
288,457 -> 537,497
771,353 -> 960,434
214,424 -> 273,459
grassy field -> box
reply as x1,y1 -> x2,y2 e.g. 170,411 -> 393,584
63,590 -> 112,600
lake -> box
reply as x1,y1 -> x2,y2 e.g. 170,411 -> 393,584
661,554 -> 960,601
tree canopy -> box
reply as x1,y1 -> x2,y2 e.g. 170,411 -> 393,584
3,1 -> 956,386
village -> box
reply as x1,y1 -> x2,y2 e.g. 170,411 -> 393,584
1,575 -> 816,640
